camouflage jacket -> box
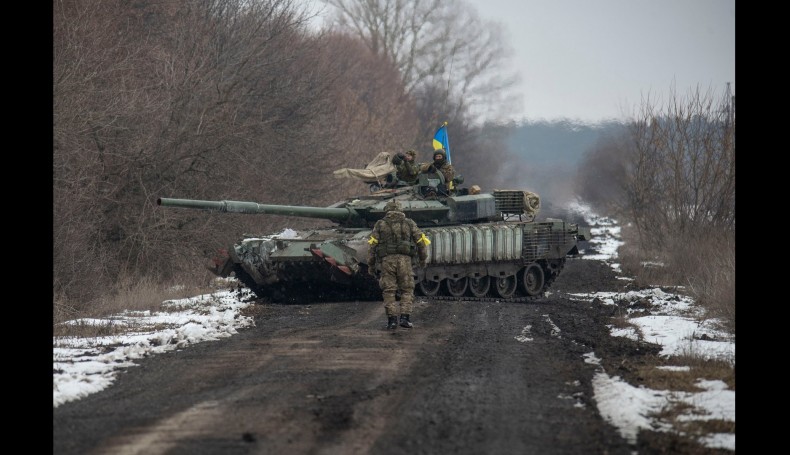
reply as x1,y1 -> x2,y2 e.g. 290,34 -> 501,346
396,160 -> 420,184
436,162 -> 455,186
419,162 -> 455,186
368,211 -> 429,263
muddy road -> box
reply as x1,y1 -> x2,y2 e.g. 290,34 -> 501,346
53,259 -> 660,454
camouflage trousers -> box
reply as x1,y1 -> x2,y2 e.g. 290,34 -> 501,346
378,254 -> 416,317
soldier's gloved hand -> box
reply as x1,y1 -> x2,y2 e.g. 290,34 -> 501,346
427,165 -> 437,173
392,154 -> 403,165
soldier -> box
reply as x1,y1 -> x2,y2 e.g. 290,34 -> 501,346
429,148 -> 455,188
390,149 -> 420,185
418,148 -> 456,189
367,200 -> 431,329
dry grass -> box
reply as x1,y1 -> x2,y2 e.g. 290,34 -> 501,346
617,224 -> 681,289
612,222 -> 735,450
624,353 -> 735,452
651,399 -> 736,443
631,357 -> 735,392
670,233 -> 735,334
53,272 -> 223,338
617,224 -> 735,334
608,312 -> 636,330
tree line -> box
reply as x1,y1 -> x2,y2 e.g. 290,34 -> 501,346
54,0 -> 734,329
576,86 -> 735,329
53,0 -> 521,316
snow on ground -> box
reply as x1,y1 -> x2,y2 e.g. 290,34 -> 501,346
54,202 -> 735,451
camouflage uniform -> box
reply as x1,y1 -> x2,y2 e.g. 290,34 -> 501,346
396,150 -> 420,184
368,200 -> 430,329
431,149 -> 455,187
419,149 -> 455,192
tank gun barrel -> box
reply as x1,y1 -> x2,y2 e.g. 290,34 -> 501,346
157,197 -> 358,223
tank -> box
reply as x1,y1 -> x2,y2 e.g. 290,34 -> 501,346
157,170 -> 591,303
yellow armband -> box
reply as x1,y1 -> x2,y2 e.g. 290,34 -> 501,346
417,233 -> 431,246
368,236 -> 378,245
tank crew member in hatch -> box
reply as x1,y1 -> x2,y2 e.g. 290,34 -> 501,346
390,149 -> 420,185
419,148 -> 455,190
429,148 -> 455,188
367,200 -> 431,330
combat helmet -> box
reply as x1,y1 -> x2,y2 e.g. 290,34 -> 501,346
384,200 -> 401,212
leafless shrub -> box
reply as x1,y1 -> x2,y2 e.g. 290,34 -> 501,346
668,230 -> 735,333
624,85 -> 735,251
584,84 -> 735,335
54,0 -> 422,320
617,224 -> 735,334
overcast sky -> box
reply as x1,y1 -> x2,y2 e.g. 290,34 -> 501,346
465,0 -> 735,122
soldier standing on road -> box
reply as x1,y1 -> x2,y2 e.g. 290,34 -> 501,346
368,200 -> 431,330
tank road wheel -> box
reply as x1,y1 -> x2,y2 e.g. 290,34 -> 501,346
468,276 -> 491,298
493,275 -> 517,299
418,279 -> 441,297
445,277 -> 469,298
519,263 -> 545,296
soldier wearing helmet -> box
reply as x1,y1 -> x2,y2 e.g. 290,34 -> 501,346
418,148 -> 456,192
391,149 -> 420,185
367,199 -> 431,329
430,148 -> 455,188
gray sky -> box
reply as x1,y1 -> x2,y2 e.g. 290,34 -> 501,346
465,0 -> 735,123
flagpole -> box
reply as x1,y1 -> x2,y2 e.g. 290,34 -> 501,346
443,121 -> 451,165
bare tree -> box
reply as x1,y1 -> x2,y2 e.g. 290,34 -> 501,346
574,84 -> 735,323
322,0 -> 521,127
624,85 -> 735,250
575,84 -> 735,249
54,0 -> 417,313
319,0 -> 522,192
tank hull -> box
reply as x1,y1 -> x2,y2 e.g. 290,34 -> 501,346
215,219 -> 586,303
160,178 -> 591,303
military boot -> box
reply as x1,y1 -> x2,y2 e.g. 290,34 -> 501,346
399,314 -> 413,329
387,316 -> 398,330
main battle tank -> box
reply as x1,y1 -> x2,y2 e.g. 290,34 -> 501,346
158,169 -> 591,303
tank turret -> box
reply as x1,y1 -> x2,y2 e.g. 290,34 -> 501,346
158,169 -> 590,303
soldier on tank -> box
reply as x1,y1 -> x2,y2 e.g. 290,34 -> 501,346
420,148 -> 454,187
390,149 -> 420,185
367,200 -> 431,329
417,148 -> 457,196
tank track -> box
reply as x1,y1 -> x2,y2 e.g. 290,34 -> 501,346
419,294 -> 546,303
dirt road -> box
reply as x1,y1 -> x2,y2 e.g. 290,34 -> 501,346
53,258 -> 666,454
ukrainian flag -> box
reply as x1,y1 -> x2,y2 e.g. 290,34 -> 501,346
432,121 -> 451,164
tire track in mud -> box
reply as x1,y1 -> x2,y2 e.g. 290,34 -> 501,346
55,259 -> 638,455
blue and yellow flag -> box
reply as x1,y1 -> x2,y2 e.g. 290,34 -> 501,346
432,121 -> 451,164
